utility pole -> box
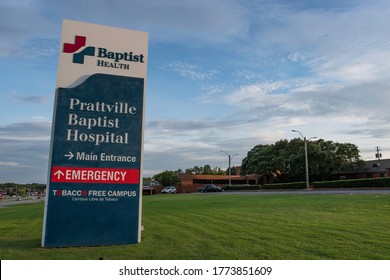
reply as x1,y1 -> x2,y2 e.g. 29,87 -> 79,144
375,146 -> 382,160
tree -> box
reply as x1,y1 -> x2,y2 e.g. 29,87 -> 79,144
308,140 -> 364,181
153,170 -> 181,187
184,164 -> 226,175
226,166 -> 237,175
240,144 -> 276,183
241,139 -> 365,183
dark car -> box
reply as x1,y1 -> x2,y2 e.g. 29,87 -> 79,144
200,184 -> 224,192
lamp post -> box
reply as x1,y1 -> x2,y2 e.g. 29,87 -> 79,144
291,130 -> 317,189
220,150 -> 238,187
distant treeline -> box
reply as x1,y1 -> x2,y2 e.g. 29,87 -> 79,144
0,183 -> 46,196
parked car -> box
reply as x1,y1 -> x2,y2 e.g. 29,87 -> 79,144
161,186 -> 177,194
199,184 -> 224,192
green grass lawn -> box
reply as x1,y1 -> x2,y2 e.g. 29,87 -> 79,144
1,193 -> 389,259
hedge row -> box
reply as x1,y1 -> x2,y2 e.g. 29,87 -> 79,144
224,185 -> 262,191
263,182 -> 306,189
312,177 -> 390,188
224,182 -> 305,190
224,177 -> 390,190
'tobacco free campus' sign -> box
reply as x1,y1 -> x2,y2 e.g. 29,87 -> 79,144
42,20 -> 148,247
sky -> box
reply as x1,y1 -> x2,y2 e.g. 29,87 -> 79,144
1,0 -> 390,183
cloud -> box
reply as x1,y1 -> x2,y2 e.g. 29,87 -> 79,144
143,115 -> 292,176
0,161 -> 18,166
223,76 -> 390,124
225,82 -> 291,107
0,0 -> 57,56
0,121 -> 51,141
238,1 -> 390,80
0,138 -> 50,183
165,61 -> 218,81
105,0 -> 250,44
8,91 -> 50,104
0,121 -> 51,183
0,0 -> 250,57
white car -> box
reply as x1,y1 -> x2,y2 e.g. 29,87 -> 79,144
161,186 -> 177,194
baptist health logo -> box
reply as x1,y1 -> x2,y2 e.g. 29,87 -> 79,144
63,35 -> 145,70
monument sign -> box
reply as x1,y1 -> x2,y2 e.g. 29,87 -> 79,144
42,20 -> 148,247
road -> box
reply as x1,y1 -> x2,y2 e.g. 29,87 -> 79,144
0,198 -> 45,207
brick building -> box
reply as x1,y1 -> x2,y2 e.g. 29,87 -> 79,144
176,173 -> 262,193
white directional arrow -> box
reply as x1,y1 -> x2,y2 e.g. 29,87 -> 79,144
65,152 -> 74,160
54,170 -> 64,179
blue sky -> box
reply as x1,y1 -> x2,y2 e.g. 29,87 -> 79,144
1,0 -> 390,183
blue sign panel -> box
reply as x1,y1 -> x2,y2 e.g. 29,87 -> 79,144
42,74 -> 144,247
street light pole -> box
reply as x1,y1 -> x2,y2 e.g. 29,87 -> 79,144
220,150 -> 238,187
303,137 -> 309,189
292,130 -> 316,189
